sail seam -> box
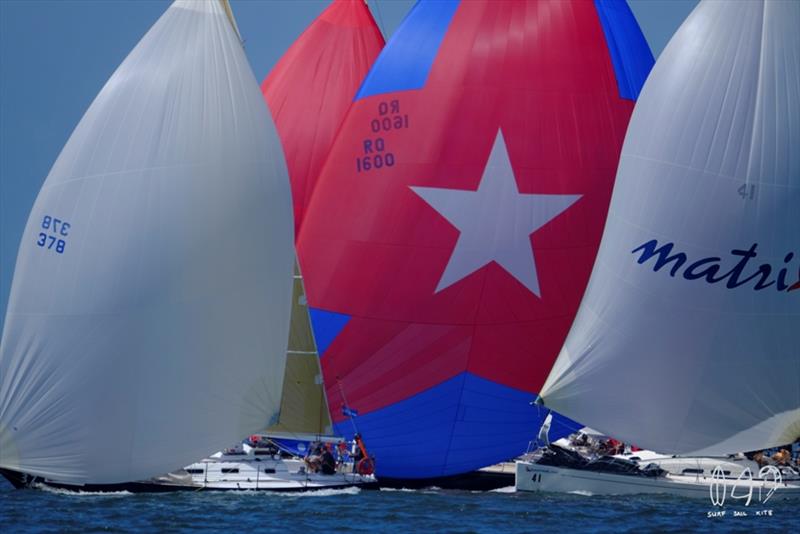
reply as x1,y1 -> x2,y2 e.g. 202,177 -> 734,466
743,0 -> 767,187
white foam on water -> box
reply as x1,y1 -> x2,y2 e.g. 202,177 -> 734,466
567,490 -> 595,497
36,484 -> 133,497
489,486 -> 516,493
277,486 -> 361,498
379,487 -> 417,492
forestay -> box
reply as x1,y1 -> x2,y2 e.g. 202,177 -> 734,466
541,0 -> 800,455
0,0 -> 294,484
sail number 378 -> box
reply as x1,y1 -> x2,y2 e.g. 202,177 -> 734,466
36,215 -> 70,254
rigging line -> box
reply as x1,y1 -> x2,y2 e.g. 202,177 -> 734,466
317,359 -> 324,442
336,376 -> 360,437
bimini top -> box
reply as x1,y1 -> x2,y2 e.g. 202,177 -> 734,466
297,0 -> 653,478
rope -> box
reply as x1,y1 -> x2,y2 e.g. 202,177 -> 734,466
336,376 -> 360,437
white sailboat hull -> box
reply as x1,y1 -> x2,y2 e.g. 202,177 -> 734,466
183,454 -> 375,491
515,461 -> 800,501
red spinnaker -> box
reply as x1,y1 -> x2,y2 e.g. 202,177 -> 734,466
262,0 -> 385,237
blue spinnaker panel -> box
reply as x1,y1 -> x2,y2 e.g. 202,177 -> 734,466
333,373 -> 580,478
308,307 -> 351,355
356,0 -> 460,99
594,0 -> 655,100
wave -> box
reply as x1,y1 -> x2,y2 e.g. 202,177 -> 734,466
277,486 -> 361,497
36,484 -> 133,497
490,486 -> 516,493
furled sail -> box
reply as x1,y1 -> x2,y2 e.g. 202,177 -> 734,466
262,0 -> 385,236
297,0 -> 653,478
541,0 -> 800,456
265,263 -> 333,437
0,0 -> 294,484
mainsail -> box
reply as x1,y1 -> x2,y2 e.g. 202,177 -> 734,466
0,0 -> 294,484
265,263 -> 332,438
541,0 -> 800,455
262,0 -> 385,236
297,0 -> 653,478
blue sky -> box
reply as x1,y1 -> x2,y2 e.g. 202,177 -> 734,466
0,0 -> 697,332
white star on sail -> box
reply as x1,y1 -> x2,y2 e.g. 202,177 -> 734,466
411,130 -> 581,297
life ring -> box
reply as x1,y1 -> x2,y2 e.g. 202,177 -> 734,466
357,457 -> 375,476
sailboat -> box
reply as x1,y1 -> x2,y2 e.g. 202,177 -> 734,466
295,0 -> 653,487
516,0 -> 800,500
176,266 -> 376,491
0,0 -> 295,490
134,0 -> 386,492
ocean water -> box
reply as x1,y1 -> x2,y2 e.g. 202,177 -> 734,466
1,478 -> 797,533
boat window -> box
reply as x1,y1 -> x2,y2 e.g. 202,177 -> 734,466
682,468 -> 704,474
221,468 -> 239,474
254,450 -> 272,456
185,468 -> 204,474
263,468 -> 276,474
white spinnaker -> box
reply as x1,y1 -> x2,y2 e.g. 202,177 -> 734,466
541,0 -> 799,455
0,1 -> 294,484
